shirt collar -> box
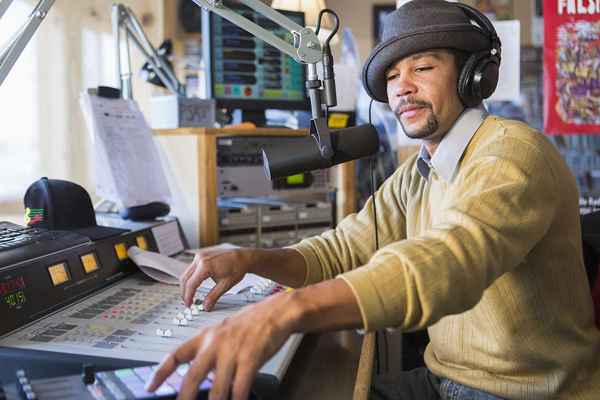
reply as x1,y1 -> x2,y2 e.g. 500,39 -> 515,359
416,105 -> 488,182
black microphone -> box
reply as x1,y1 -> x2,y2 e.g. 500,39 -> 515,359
262,123 -> 380,180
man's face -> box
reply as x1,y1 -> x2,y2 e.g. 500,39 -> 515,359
386,49 -> 465,143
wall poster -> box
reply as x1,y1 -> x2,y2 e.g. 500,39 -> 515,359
544,0 -> 600,134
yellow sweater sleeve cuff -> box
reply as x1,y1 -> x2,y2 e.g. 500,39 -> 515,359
337,266 -> 390,332
286,242 -> 324,286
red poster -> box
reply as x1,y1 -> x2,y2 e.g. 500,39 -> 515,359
544,0 -> 600,134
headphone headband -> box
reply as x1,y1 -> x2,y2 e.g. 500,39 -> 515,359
453,3 -> 501,60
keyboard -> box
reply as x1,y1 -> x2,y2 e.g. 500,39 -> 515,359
0,221 -> 90,268
0,222 -> 48,250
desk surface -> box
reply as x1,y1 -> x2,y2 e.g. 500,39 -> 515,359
279,330 -> 366,400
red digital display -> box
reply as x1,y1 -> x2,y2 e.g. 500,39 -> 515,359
0,276 -> 26,296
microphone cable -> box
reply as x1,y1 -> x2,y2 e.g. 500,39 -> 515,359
316,9 -> 339,124
315,9 -> 340,44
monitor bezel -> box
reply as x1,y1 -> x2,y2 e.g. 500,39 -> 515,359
202,5 -> 310,112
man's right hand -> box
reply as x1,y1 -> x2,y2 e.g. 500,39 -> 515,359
180,246 -> 253,310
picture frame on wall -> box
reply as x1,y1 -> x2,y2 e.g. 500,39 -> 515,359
373,5 -> 396,44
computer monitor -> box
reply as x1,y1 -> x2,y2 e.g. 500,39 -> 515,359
202,4 -> 309,126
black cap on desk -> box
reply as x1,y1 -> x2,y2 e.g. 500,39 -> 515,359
23,177 -> 128,240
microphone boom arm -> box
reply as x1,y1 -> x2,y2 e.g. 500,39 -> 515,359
192,0 -> 338,161
0,0 -> 344,167
112,4 -> 185,100
191,0 -> 322,64
0,0 -> 55,87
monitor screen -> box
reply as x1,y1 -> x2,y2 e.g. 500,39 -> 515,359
202,4 -> 309,112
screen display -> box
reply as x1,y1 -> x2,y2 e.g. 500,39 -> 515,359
0,276 -> 25,296
48,262 -> 70,286
286,174 -> 305,185
81,253 -> 100,274
211,7 -> 305,103
1,276 -> 27,309
4,290 -> 26,309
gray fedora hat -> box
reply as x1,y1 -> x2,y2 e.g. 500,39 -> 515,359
362,0 -> 492,103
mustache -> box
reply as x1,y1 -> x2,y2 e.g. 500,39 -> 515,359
393,98 -> 432,114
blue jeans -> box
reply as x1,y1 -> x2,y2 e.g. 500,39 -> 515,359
439,378 -> 506,400
370,368 -> 506,400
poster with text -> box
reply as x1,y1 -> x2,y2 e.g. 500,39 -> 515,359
544,0 -> 600,134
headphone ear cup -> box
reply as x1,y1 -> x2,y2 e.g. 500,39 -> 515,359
458,51 -> 501,107
457,53 -> 481,108
475,57 -> 500,100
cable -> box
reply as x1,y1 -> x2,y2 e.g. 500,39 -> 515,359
315,9 -> 340,46
368,98 -> 391,375
383,327 -> 390,373
367,97 -> 387,374
375,330 -> 380,375
370,157 -> 380,251
368,98 -> 380,252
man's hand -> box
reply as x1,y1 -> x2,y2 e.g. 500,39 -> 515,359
180,246 -> 249,310
179,247 -> 308,310
146,291 -> 299,400
147,278 -> 362,400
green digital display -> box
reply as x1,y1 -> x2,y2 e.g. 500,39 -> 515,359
286,174 -> 305,185
4,290 -> 26,309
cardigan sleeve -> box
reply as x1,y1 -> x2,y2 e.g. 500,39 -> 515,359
289,162 -> 411,286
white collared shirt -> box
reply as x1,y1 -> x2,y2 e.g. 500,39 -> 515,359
416,105 -> 488,182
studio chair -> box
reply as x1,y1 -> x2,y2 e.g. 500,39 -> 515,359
580,211 -> 600,329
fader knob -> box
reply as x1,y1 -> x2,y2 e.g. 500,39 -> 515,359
82,364 -> 95,385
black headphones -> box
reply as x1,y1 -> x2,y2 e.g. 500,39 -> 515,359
453,3 -> 502,108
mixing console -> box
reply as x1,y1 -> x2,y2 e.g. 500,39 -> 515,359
0,272 -> 301,382
0,217 -> 302,398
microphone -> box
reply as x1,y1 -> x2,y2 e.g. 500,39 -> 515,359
262,123 -> 380,180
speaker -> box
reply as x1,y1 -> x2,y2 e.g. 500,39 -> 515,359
454,3 -> 502,108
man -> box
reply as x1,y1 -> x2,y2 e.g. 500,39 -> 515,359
147,1 -> 600,399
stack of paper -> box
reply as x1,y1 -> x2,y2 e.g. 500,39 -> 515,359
80,92 -> 171,208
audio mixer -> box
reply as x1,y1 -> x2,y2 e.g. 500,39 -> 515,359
0,217 -> 302,398
0,272 -> 300,381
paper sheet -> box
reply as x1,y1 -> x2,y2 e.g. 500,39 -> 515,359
128,246 -> 267,294
80,92 -> 171,208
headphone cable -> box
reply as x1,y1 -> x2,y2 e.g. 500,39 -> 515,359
368,98 -> 389,375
